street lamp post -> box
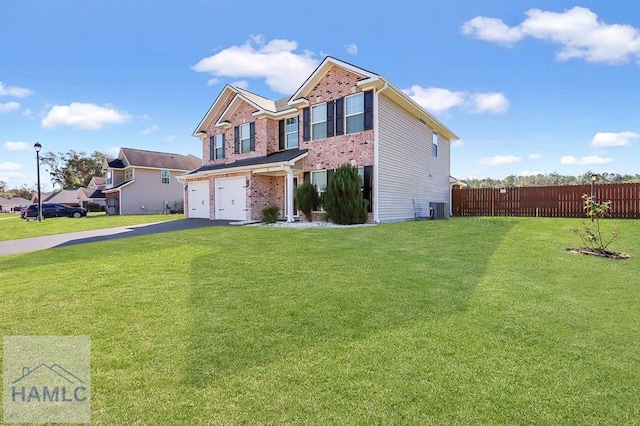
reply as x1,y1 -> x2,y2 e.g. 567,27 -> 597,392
590,174 -> 597,222
34,142 -> 43,222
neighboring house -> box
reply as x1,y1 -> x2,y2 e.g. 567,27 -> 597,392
38,189 -> 82,207
179,56 -> 459,223
0,197 -> 31,212
77,176 -> 106,209
31,192 -> 52,205
103,148 -> 202,215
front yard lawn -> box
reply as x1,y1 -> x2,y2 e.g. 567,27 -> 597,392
0,217 -> 638,423
0,212 -> 184,241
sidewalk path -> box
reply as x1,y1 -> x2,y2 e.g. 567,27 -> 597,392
0,219 -> 232,256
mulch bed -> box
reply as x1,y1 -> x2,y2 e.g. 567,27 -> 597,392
566,247 -> 631,259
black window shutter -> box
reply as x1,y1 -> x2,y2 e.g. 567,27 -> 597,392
364,165 -> 373,212
249,122 -> 255,151
326,100 -> 334,137
209,136 -> 215,161
303,172 -> 310,184
302,108 -> 310,141
327,169 -> 334,186
221,134 -> 225,158
335,98 -> 344,135
278,119 -> 285,150
364,90 -> 374,131
234,126 -> 240,154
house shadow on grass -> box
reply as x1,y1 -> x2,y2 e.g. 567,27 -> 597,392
184,218 -> 515,388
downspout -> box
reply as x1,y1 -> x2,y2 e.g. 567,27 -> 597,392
373,82 -> 389,223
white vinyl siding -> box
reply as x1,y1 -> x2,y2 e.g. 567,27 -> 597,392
377,94 -> 450,222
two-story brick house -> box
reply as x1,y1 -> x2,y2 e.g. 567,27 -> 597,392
179,57 -> 459,223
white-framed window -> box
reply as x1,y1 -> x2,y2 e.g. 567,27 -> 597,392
106,170 -> 113,186
346,92 -> 365,134
125,169 -> 134,181
312,103 -> 327,140
239,123 -> 251,153
161,170 -> 170,184
432,131 -> 438,157
214,134 -> 224,159
285,116 -> 299,148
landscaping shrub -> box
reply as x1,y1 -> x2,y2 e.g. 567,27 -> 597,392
261,205 -> 279,223
295,182 -> 320,222
86,202 -> 103,212
324,164 -> 368,225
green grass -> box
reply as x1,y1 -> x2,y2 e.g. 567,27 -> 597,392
0,212 -> 183,241
1,217 -> 639,424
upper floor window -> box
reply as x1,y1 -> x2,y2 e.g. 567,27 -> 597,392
211,134 -> 225,160
125,169 -> 134,181
312,103 -> 327,140
285,117 -> 299,148
432,132 -> 438,157
161,170 -> 170,184
234,122 -> 255,154
106,170 -> 113,186
239,123 -> 251,153
346,93 -> 364,134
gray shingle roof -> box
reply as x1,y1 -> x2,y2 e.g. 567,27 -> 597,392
121,148 -> 202,171
189,149 -> 307,174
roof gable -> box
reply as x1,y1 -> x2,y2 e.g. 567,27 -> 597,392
288,57 -> 380,106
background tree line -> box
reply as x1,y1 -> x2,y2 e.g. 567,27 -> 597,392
0,150 -> 108,199
463,171 -> 640,188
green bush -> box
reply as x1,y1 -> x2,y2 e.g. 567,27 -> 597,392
324,164 -> 368,225
261,204 -> 279,223
295,182 -> 321,222
86,202 -> 103,212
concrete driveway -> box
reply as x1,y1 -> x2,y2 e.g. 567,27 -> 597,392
0,219 -> 232,256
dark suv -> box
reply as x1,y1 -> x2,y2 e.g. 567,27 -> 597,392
21,203 -> 87,219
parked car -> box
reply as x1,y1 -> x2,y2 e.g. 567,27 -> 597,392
21,203 -> 87,219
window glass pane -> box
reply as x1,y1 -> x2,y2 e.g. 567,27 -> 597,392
215,134 -> 223,148
346,115 -> 364,134
312,104 -> 326,123
346,93 -> 364,115
311,171 -> 327,192
240,124 -> 250,139
285,116 -> 298,133
241,140 -> 251,153
312,123 -> 327,140
286,133 -> 298,148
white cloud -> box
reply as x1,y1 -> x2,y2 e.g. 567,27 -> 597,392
192,36 -> 319,94
528,153 -> 543,159
0,102 -> 20,113
107,147 -> 120,156
41,102 -> 131,130
4,141 -> 30,151
22,108 -> 32,116
0,82 -> 33,98
462,7 -> 640,65
451,140 -> 465,148
345,43 -> 358,55
468,92 -> 510,114
404,86 -> 465,114
478,155 -> 523,166
461,16 -> 524,45
404,86 -> 510,115
0,161 -> 22,172
591,131 -> 638,147
230,80 -> 249,90
560,155 -> 613,165
140,125 -> 159,135
164,135 -> 176,142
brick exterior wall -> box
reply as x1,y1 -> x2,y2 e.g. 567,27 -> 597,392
249,174 -> 286,221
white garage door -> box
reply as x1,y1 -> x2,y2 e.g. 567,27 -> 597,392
215,177 -> 247,220
188,180 -> 210,219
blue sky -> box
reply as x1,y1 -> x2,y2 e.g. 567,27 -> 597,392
2,0 -> 639,191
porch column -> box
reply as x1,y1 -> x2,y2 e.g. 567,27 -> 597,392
284,167 -> 294,222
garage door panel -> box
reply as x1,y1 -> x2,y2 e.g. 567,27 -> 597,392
188,181 -> 210,219
215,177 -> 247,220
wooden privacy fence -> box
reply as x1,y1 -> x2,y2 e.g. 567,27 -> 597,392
452,183 -> 640,218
